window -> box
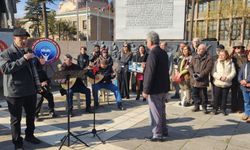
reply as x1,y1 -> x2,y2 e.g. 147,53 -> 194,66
82,20 -> 87,29
73,21 -> 77,27
209,1 -> 218,11
219,19 -> 229,40
208,20 -> 217,38
232,18 -> 242,40
245,18 -> 250,40
197,21 -> 206,38
198,2 -> 207,18
198,2 -> 207,13
247,0 -> 250,7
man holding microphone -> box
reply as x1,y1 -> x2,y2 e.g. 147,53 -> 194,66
0,28 -> 41,150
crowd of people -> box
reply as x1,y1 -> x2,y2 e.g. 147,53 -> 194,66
169,38 -> 250,121
1,28 -> 250,149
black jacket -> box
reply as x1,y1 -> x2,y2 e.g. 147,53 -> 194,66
98,67 -> 115,84
0,44 -> 36,97
133,52 -> 148,63
143,46 -> 170,94
77,54 -> 89,69
117,52 -> 133,72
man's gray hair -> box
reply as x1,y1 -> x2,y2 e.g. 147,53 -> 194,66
146,31 -> 160,45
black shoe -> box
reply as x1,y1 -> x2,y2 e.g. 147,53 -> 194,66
118,105 -> 126,110
145,136 -> 167,142
117,102 -> 126,110
143,98 -> 147,102
202,106 -> 208,114
171,94 -> 180,99
135,95 -> 140,100
192,106 -> 200,112
70,112 -> 74,117
203,109 -> 208,114
49,111 -> 57,118
25,135 -> 41,144
212,110 -> 218,115
15,144 -> 24,150
126,96 -> 130,99
222,110 -> 228,116
165,99 -> 168,103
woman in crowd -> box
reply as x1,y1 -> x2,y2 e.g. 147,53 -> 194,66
212,50 -> 236,115
230,43 -> 247,113
117,42 -> 133,99
133,45 -> 148,101
238,51 -> 250,123
177,45 -> 192,106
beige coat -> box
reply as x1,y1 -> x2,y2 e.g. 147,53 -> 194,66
212,59 -> 236,88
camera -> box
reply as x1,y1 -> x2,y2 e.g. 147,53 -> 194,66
193,73 -> 200,80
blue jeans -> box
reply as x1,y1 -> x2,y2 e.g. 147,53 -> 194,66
242,91 -> 250,116
92,82 -> 122,105
67,85 -> 91,110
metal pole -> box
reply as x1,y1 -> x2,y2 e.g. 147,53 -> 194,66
76,0 -> 80,41
86,0 -> 89,41
189,0 -> 195,41
108,5 -> 111,40
97,8 -> 99,41
42,1 -> 49,38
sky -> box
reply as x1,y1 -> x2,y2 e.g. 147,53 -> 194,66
15,0 -> 60,18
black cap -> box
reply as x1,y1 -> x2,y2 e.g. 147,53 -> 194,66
65,54 -> 72,59
217,44 -> 225,50
13,28 -> 30,37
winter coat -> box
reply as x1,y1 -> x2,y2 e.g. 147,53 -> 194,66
189,53 -> 213,88
212,59 -> 236,88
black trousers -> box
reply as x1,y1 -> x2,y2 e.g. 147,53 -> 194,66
117,69 -> 131,98
6,94 -> 37,146
35,89 -> 55,116
213,86 -> 230,111
231,82 -> 244,112
192,87 -> 208,108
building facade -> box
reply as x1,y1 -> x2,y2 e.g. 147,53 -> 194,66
186,0 -> 250,46
55,0 -> 114,41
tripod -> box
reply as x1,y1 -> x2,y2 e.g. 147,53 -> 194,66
59,75 -> 89,150
76,69 -> 106,144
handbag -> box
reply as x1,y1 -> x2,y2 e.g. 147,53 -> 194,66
171,71 -> 182,84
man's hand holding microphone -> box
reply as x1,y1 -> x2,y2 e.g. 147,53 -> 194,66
23,48 -> 34,61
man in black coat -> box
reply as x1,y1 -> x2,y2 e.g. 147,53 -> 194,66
143,31 -> 170,142
0,28 -> 41,150
34,56 -> 57,121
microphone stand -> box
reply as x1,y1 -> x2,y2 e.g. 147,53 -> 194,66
76,68 -> 106,144
59,74 -> 89,150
